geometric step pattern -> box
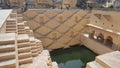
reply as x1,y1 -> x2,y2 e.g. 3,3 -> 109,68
23,9 -> 90,50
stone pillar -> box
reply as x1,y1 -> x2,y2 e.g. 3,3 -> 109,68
112,43 -> 118,50
39,14 -> 45,23
75,15 -> 79,22
59,14 -> 63,22
113,36 -> 120,50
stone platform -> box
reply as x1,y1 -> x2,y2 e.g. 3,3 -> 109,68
86,51 -> 120,68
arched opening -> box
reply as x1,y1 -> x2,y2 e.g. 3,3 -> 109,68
89,30 -> 95,39
97,33 -> 104,43
105,36 -> 113,48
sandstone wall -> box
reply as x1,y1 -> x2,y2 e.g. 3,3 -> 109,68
90,10 -> 120,32
89,10 -> 120,50
22,9 -> 90,50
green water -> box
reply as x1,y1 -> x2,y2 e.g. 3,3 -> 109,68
50,46 -> 97,68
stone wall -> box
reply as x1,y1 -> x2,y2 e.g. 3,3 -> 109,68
90,10 -> 120,32
22,9 -> 90,50
89,10 -> 120,50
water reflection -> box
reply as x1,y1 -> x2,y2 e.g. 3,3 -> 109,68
51,46 -> 97,68
59,59 -> 85,68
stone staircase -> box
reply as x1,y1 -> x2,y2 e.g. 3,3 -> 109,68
0,10 -> 58,68
0,33 -> 16,68
86,51 -> 120,68
17,22 -> 26,34
6,19 -> 17,33
17,34 -> 32,65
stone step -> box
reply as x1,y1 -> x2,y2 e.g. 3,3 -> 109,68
18,30 -> 26,34
29,34 -> 33,36
18,30 -> 25,33
18,31 -> 26,34
6,31 -> 16,33
17,17 -> 23,20
18,42 -> 31,48
18,26 -> 25,29
18,21 -> 26,24
86,61 -> 104,68
29,41 -> 35,44
6,23 -> 16,26
0,51 -> 15,61
17,22 -> 24,26
31,46 -> 38,50
17,14 -> 22,17
10,13 -> 17,18
6,27 -> 16,30
0,33 -> 15,45
18,47 -> 31,53
0,44 -> 15,53
6,25 -> 16,28
31,49 -> 38,53
6,28 -> 16,31
10,13 -> 17,16
29,30 -> 33,33
19,57 -> 32,65
18,27 -> 25,30
17,34 -> 29,43
6,27 -> 16,29
18,21 -> 23,23
0,59 -> 16,68
32,53 -> 38,57
6,20 -> 16,25
95,51 -> 120,68
38,47 -> 43,52
18,52 -> 32,59
12,10 -> 17,13
29,37 -> 35,42
26,30 -> 31,33
18,29 -> 25,32
25,27 -> 30,30
38,50 -> 42,54
10,13 -> 17,15
7,18 -> 16,21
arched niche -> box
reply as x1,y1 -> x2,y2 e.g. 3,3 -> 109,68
97,33 -> 104,43
105,36 -> 113,48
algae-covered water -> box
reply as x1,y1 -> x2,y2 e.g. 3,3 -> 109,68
50,46 -> 97,68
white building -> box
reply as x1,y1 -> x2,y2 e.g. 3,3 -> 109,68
114,0 -> 120,9
103,0 -> 115,8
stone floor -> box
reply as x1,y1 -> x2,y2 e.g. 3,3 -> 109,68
0,9 -> 12,28
96,51 -> 120,68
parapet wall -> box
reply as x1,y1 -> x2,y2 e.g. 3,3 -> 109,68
22,9 -> 90,50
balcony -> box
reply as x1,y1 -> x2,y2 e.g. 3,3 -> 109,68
80,33 -> 113,55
